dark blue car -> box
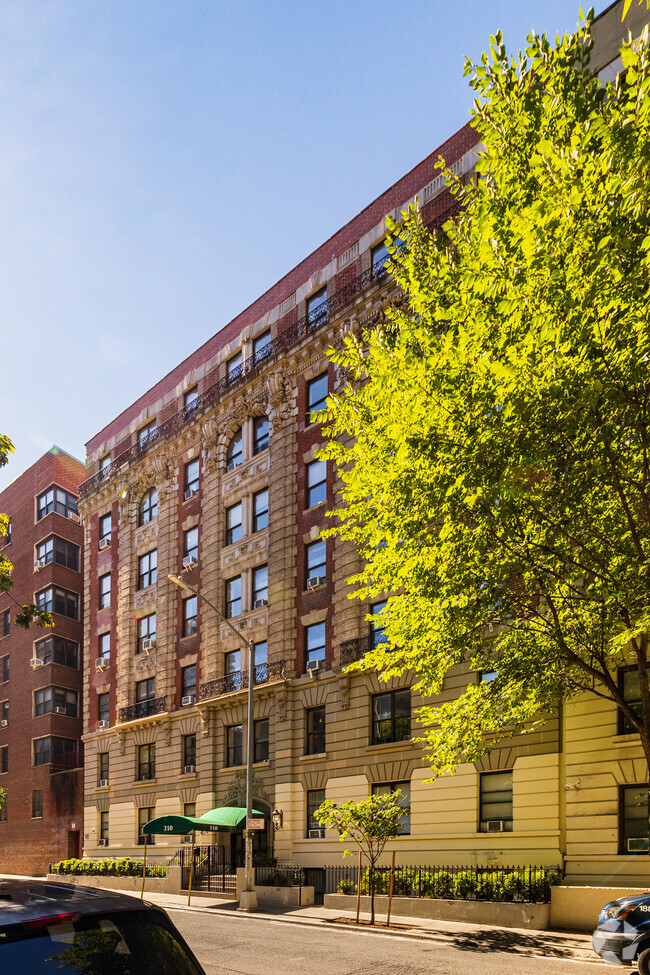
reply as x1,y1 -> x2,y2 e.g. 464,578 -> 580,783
593,892 -> 650,971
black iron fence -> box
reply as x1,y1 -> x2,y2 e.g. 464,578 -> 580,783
179,845 -> 236,894
255,865 -> 304,888
325,863 -> 562,904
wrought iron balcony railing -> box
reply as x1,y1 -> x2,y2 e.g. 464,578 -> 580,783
199,660 -> 285,702
339,635 -> 374,667
118,696 -> 166,723
78,253 -> 401,501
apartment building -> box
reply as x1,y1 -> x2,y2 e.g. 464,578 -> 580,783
0,447 -> 85,874
77,0 -> 650,886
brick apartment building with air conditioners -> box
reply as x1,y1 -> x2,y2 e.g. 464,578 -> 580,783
0,446 -> 85,874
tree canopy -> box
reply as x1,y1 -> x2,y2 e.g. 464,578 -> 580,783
322,16 -> 650,776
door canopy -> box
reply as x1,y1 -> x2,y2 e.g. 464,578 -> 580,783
142,806 -> 266,835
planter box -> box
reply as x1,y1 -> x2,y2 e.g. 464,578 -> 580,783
551,886 -> 650,932
46,871 -> 178,895
235,868 -> 314,906
324,893 -> 551,930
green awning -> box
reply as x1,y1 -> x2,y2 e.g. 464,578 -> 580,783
142,807 -> 266,836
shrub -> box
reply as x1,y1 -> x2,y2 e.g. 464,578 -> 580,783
337,878 -> 357,894
420,871 -> 455,899
50,857 -> 165,879
453,871 -> 478,899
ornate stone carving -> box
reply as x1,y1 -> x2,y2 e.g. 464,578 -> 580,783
276,687 -> 287,721
266,370 -> 293,430
134,588 -> 156,610
222,770 -> 270,808
339,674 -> 350,710
198,707 -> 210,739
202,417 -> 220,473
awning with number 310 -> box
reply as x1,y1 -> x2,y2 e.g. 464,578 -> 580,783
142,806 -> 267,835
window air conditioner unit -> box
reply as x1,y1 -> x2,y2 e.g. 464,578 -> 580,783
98,720 -> 110,730
182,556 -> 198,570
306,576 -> 324,591
68,512 -> 81,523
142,638 -> 155,653
54,707 -> 67,715
33,559 -> 45,571
226,461 -> 237,472
30,658 -> 43,669
99,537 -> 111,550
184,487 -> 198,501
253,598 -> 268,609
98,778 -> 109,788
487,820 -> 506,833
95,657 -> 108,670
0,720 -> 7,727
181,695 -> 196,707
306,659 -> 320,674
98,838 -> 109,847
183,765 -> 196,775
628,837 -> 649,852
309,828 -> 325,839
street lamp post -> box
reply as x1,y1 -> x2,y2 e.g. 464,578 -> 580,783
168,573 -> 258,912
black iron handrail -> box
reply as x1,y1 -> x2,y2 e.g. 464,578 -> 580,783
118,696 -> 166,723
199,660 -> 285,701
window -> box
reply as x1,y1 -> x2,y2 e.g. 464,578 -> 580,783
184,386 -> 199,410
138,743 -> 156,781
138,806 -> 155,845
99,752 -> 109,783
37,486 -> 77,521
182,596 -> 197,637
32,790 -> 43,819
620,784 -> 649,853
306,706 -> 325,755
371,781 -> 410,835
99,454 -> 111,472
137,614 -> 156,653
253,330 -> 271,364
253,416 -> 269,454
225,502 -> 243,546
307,373 -> 328,423
3,519 -> 10,547
371,239 -> 390,273
371,689 -> 411,744
181,665 -> 196,699
37,587 -> 79,620
183,526 -> 199,563
479,770 -> 513,832
618,666 -> 642,735
99,572 -> 111,609
0,802 -> 5,822
136,678 -> 156,703
306,540 -> 326,586
100,810 -> 109,843
306,789 -> 325,837
1,656 -> 8,683
225,576 -> 241,618
227,724 -> 243,767
138,421 -> 156,448
0,701 -> 7,724
98,693 -> 109,724
34,686 -> 78,718
1,746 -> 7,773
480,670 -> 498,684
306,460 -> 327,507
306,287 -> 327,326
254,719 -> 269,763
97,632 -> 111,662
183,734 -> 196,769
33,736 -> 78,767
99,512 -> 112,541
225,650 -> 240,676
226,351 -> 243,383
305,622 -> 326,668
370,600 -> 388,647
184,459 -> 200,497
253,564 -> 268,604
253,489 -> 268,532
36,636 -> 79,668
226,429 -> 243,469
253,640 -> 267,682
2,610 -> 9,636
139,488 -> 158,526
36,537 -> 79,571
182,801 -> 196,839
137,550 -> 157,589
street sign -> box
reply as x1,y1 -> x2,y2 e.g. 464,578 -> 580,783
246,818 -> 265,830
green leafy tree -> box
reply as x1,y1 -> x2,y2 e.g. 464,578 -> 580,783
0,436 -> 53,629
322,16 -> 650,790
316,792 -> 406,924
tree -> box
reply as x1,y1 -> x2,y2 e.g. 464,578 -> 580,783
322,16 -> 650,789
0,436 -> 53,629
316,792 -> 406,924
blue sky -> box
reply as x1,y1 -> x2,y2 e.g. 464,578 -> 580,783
0,0 -> 610,490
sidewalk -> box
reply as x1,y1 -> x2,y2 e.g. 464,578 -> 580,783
104,887 -> 600,965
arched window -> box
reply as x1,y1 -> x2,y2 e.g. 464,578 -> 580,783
226,429 -> 243,469
139,488 -> 158,526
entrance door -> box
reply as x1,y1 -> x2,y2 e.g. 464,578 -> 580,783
67,830 -> 80,859
230,826 -> 268,868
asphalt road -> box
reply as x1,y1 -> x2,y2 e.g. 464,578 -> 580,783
169,908 -> 619,975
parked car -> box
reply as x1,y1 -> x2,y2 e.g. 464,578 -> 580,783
593,892 -> 650,972
0,878 -> 207,973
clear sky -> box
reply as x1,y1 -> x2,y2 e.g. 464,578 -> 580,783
0,0 -> 611,491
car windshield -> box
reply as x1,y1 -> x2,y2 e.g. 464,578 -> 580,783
0,908 -> 203,975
